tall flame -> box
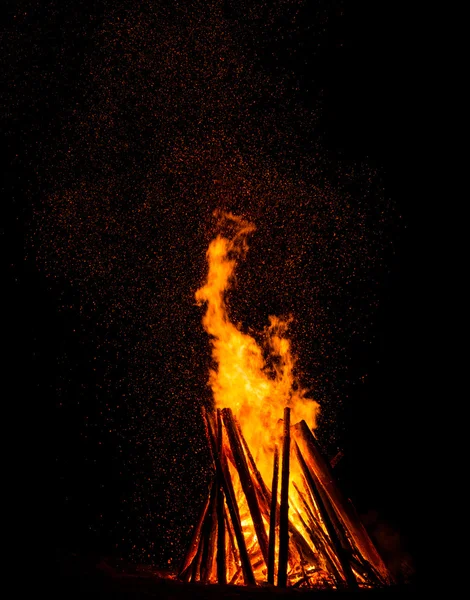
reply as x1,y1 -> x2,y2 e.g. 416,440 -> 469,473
195,211 -> 319,484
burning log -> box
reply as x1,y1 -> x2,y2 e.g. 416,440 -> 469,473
349,554 -> 383,587
216,410 -> 227,584
178,217 -> 395,590
294,431 -> 355,561
178,481 -> 212,581
277,407 -> 291,587
229,567 -> 242,585
289,503 -> 321,583
267,444 -> 279,584
293,420 -> 391,584
222,408 -> 269,566
180,408 -> 392,590
236,419 -> 271,502
190,528 -> 205,582
294,440 -> 358,590
299,473 -> 355,586
188,479 -> 218,582
224,509 -> 239,577
177,409 -> 220,582
235,421 -> 320,574
292,481 -> 343,586
200,482 -> 218,583
205,409 -> 255,585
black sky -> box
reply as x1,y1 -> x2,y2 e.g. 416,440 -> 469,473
4,0 -> 426,585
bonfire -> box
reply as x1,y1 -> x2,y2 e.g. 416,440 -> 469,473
179,212 -> 392,590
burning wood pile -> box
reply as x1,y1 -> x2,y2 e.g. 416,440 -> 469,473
178,407 -> 391,589
179,212 -> 392,589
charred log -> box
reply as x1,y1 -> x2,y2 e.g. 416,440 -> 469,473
277,407 -> 290,587
295,440 -> 358,590
267,444 -> 279,584
222,408 -> 269,565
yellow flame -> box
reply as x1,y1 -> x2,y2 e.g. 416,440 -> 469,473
196,211 -> 319,484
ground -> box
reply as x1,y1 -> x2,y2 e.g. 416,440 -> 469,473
54,554 -> 419,598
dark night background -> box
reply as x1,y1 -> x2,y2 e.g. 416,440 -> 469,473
3,0 -> 430,591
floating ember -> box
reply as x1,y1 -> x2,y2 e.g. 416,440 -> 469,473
179,212 -> 392,589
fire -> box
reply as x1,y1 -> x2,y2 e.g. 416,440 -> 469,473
195,211 -> 319,486
184,211 -> 392,588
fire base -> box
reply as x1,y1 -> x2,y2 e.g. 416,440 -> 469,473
178,407 -> 392,590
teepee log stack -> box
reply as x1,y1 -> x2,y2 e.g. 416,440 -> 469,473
178,409 -> 392,589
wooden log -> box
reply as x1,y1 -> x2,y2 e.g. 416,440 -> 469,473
300,473 -> 350,581
293,450 -> 356,564
230,567 -> 242,585
277,407 -> 291,587
178,480 -> 212,580
202,406 -> 218,465
349,554 -> 382,587
224,426 -> 315,568
344,502 -> 389,584
301,466 -> 356,566
293,421 -> 391,583
216,410 -> 227,585
200,480 -> 218,583
292,481 -> 343,586
236,419 -> 271,501
239,453 -> 318,571
229,429 -> 273,528
205,409 -> 255,585
234,428 -> 318,571
188,480 -> 218,582
267,444 -> 279,584
295,441 -> 358,590
222,408 -> 269,566
190,526 -> 205,582
220,459 -> 255,585
225,508 -> 240,574
287,504 -> 315,584
195,409 -> 320,585
298,477 -> 337,556
179,407 -> 218,581
301,464 -> 355,560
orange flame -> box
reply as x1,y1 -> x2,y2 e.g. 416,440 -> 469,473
195,211 -> 319,484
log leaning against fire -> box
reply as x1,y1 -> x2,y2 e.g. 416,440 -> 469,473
206,408 -> 255,585
178,408 -> 254,584
292,420 -> 392,585
200,480 -> 218,583
226,410 -> 322,576
233,423 -> 321,583
232,412 -> 320,568
267,444 -> 279,585
294,439 -> 358,590
216,410 -> 226,584
222,408 -> 270,566
277,406 -> 291,588
291,480 -> 343,586
178,483 -> 211,582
